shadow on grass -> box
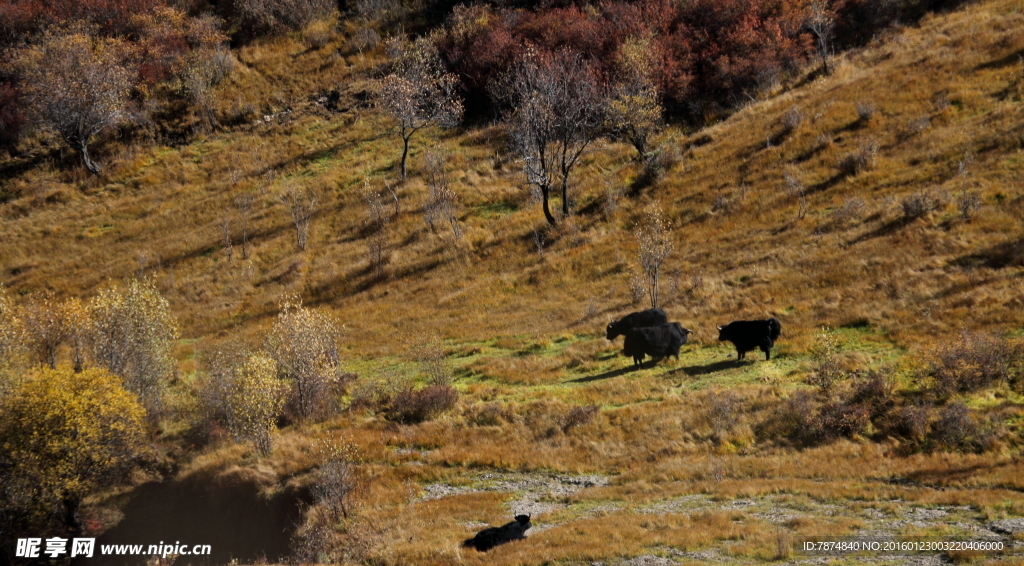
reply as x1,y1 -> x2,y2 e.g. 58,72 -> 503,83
670,359 -> 747,377
570,365 -> 636,383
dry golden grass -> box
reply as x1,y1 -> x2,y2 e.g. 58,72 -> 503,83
5,1 -> 1024,564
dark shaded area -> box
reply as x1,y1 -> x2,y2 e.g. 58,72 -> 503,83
75,474 -> 311,566
973,49 -> 1024,71
845,217 -> 912,247
951,238 -> 1024,269
570,365 -> 635,383
674,359 -> 746,377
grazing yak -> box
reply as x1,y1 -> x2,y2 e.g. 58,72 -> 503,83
463,515 -> 532,551
622,322 -> 692,368
717,318 -> 782,361
606,308 -> 668,340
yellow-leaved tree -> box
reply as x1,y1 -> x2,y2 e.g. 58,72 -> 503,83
0,366 -> 145,536
89,279 -> 178,417
224,352 -> 288,456
0,286 -> 27,395
266,301 -> 341,422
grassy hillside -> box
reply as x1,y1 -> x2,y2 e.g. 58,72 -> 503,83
3,0 -> 1024,564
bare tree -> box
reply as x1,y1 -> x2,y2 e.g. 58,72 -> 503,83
784,168 -> 808,220
279,184 -> 318,251
17,28 -> 135,174
377,37 -> 463,179
221,208 -> 234,260
805,1 -> 836,75
634,204 -> 673,309
423,150 -> 462,240
498,48 -> 606,225
234,192 -> 256,259
362,178 -> 396,278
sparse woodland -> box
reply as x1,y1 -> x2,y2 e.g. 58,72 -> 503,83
2,0 -> 1024,563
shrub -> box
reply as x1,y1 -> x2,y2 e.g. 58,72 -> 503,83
561,404 -> 599,432
781,105 -> 804,135
814,401 -> 869,440
956,189 -> 981,221
702,390 -> 738,438
891,401 -> 931,442
465,402 -> 516,427
931,402 -> 977,450
855,100 -> 875,123
387,385 -> 458,424
849,370 -> 896,418
900,189 -> 946,220
311,439 -> 360,520
349,27 -> 381,54
762,390 -> 818,443
836,138 -> 878,176
808,327 -> 845,396
927,332 -> 1021,397
348,374 -> 401,413
218,0 -> 334,43
412,334 -> 452,387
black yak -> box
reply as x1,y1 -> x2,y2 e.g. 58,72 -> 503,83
622,322 -> 692,368
717,318 -> 782,361
606,308 -> 668,340
463,515 -> 532,551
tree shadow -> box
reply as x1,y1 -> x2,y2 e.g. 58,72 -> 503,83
570,365 -> 636,383
807,172 -> 846,195
974,50 -> 1024,71
846,217 -> 911,247
950,237 -> 1024,269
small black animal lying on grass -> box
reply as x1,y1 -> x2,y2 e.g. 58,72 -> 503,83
606,308 -> 668,340
622,322 -> 692,368
717,318 -> 782,361
462,515 -> 532,551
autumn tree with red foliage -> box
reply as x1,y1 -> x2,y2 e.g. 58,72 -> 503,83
0,0 -> 163,45
437,0 -> 817,122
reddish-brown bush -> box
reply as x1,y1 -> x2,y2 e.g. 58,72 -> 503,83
0,0 -> 165,44
437,0 -> 813,122
387,385 -> 458,424
814,402 -> 869,440
561,404 -> 598,432
0,83 -> 26,152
